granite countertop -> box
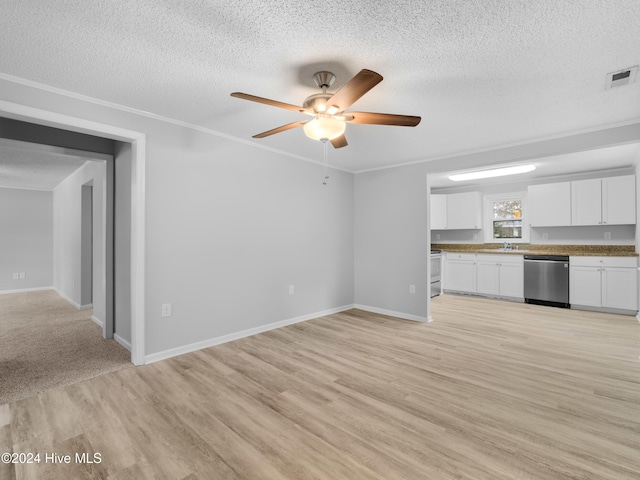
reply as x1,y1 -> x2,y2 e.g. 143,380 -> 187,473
432,244 -> 639,257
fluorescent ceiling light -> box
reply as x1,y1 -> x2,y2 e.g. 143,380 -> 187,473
449,164 -> 536,182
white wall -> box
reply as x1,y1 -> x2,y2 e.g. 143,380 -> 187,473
143,130 -> 354,354
53,160 -> 106,318
355,164 -> 429,320
0,77 -> 354,358
0,187 -> 53,292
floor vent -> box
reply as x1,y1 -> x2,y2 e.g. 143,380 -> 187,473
606,66 -> 637,89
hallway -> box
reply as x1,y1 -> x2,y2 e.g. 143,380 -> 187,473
0,290 -> 131,405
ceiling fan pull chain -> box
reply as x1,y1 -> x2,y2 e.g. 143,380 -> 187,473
322,139 -> 329,185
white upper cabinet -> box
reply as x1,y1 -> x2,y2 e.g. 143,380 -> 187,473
571,175 -> 636,226
528,174 -> 636,227
430,194 -> 447,230
602,175 -> 636,225
571,178 -> 603,226
528,182 -> 571,226
446,192 -> 482,230
430,191 -> 482,230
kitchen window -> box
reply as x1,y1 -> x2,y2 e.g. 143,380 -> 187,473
484,192 -> 528,243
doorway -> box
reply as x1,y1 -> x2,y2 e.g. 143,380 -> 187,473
0,99 -> 146,365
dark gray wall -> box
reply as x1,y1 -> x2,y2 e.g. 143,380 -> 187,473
80,183 -> 93,306
0,117 -> 114,154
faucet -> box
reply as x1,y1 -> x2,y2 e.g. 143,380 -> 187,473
503,241 -> 512,250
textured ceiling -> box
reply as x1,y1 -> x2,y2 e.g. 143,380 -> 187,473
1,0 -> 640,174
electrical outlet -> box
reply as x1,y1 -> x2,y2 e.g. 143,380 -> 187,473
542,233 -> 549,241
12,272 -> 19,280
409,284 -> 416,294
604,232 -> 612,240
161,303 -> 172,317
288,285 -> 295,295
436,233 -> 441,240
19,272 -> 25,279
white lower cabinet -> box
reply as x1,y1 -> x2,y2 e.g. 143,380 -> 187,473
570,256 -> 638,313
602,268 -> 638,311
476,254 -> 524,299
444,252 -> 638,313
569,265 -> 602,308
443,253 -> 476,293
444,253 -> 524,299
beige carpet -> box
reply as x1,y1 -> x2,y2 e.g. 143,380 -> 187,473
0,289 -> 132,405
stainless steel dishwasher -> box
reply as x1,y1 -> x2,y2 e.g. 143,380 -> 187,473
524,255 -> 570,308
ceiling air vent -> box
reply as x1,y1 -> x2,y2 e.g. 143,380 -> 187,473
605,66 -> 637,89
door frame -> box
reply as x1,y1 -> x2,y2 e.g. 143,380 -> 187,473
0,99 -> 147,365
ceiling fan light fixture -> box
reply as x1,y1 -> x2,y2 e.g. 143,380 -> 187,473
326,105 -> 340,115
303,115 -> 346,141
232,68 -> 420,149
449,164 -> 536,182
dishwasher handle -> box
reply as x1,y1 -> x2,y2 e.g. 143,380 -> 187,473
524,255 -> 569,262
524,259 -> 569,265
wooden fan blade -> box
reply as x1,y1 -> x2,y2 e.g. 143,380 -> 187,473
324,69 -> 383,112
231,92 -> 307,113
346,112 -> 421,126
252,121 -> 307,138
330,134 -> 348,149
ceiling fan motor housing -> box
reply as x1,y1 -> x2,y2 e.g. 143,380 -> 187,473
303,93 -> 333,113
313,71 -> 335,89
304,72 -> 337,113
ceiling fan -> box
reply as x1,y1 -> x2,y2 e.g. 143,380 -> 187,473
231,69 -> 421,149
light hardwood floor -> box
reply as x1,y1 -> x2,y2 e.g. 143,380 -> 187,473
1,295 -> 639,479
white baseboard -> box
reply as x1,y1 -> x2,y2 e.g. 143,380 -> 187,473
0,286 -> 53,295
144,304 -> 354,364
91,316 -> 130,351
353,304 -> 430,323
54,288 -> 93,311
114,333 -> 132,352
54,288 -> 81,309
